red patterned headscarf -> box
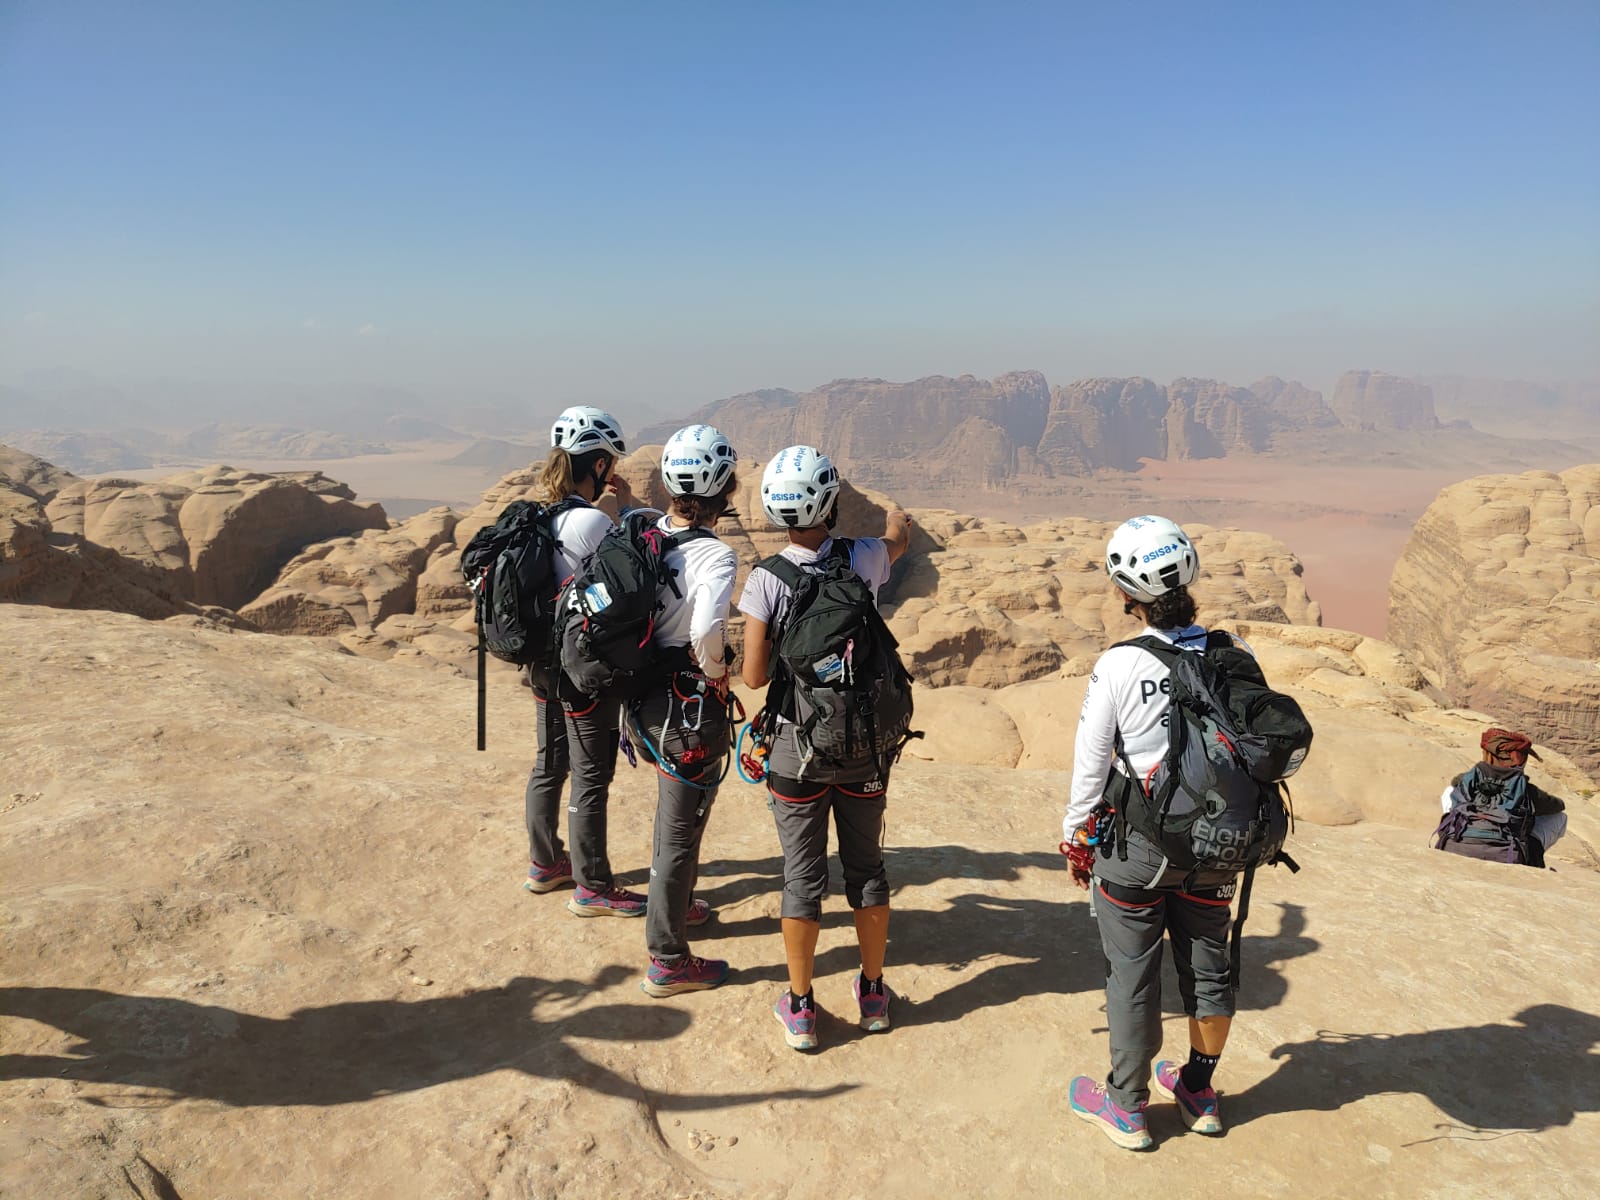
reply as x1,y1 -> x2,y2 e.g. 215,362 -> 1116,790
1481,728 -> 1540,765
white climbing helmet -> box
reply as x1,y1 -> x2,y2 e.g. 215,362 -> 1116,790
1105,515 -> 1199,602
550,406 -> 627,457
760,445 -> 840,529
660,424 -> 738,497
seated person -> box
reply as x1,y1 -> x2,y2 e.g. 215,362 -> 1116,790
1434,728 -> 1567,867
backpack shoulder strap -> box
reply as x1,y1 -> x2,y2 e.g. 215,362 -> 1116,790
758,552 -> 808,592
1113,633 -> 1181,660
666,525 -> 717,549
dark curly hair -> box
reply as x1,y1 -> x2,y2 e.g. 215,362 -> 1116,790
1143,586 -> 1198,631
669,473 -> 739,526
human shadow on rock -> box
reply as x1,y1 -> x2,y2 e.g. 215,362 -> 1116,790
0,967 -> 854,1110
1153,902 -> 1316,1017
1229,1004 -> 1600,1135
695,844 -> 1064,925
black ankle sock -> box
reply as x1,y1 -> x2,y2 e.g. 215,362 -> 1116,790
860,973 -> 884,995
790,990 -> 813,1013
1181,1048 -> 1220,1093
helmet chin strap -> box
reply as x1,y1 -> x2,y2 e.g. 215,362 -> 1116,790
1124,599 -> 1138,616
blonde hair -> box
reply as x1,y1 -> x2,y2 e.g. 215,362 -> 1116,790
536,447 -> 612,504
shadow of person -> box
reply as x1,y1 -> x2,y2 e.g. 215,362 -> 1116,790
727,889 -> 1102,1025
1230,1004 -> 1600,1136
1155,902 -> 1317,1016
0,967 -> 854,1110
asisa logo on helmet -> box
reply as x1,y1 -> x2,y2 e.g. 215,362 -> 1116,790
1141,543 -> 1180,564
668,457 -> 700,467
769,491 -> 804,501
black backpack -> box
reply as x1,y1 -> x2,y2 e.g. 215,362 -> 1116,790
1433,765 -> 1539,866
1110,631 -> 1312,877
459,498 -> 581,751
758,539 -> 920,780
1108,631 -> 1311,990
460,498 -> 580,668
558,521 -> 715,699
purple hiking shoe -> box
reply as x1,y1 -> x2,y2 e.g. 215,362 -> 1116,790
1154,1059 -> 1223,1134
641,955 -> 730,998
1069,1076 -> 1152,1150
566,883 -> 647,918
774,991 -> 819,1051
853,972 -> 893,1032
523,855 -> 573,894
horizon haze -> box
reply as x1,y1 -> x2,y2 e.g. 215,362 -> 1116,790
3,2 -> 1597,420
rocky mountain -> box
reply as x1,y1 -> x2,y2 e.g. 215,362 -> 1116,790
0,430 -> 155,473
1424,376 -> 1600,433
3,599 -> 1596,1198
1327,371 -> 1441,432
1389,465 -> 1600,775
643,371 -> 1350,489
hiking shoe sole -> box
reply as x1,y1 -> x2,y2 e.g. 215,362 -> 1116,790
640,975 -> 726,998
566,898 -> 646,918
1152,1062 -> 1223,1135
523,876 -> 572,895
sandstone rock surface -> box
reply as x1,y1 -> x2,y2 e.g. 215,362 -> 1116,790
888,514 -> 1321,686
0,442 -> 80,502
44,466 -> 389,609
911,617 -> 1599,855
240,507 -> 460,634
2,606 -> 1598,1200
1389,465 -> 1600,775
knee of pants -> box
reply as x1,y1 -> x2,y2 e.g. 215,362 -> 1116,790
844,866 -> 889,910
780,881 -> 824,923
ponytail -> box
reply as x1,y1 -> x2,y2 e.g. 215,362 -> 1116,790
536,447 -> 612,504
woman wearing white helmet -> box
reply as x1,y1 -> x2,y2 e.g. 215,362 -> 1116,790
1062,515 -> 1246,1149
738,445 -> 913,1051
523,405 -> 650,919
635,425 -> 743,997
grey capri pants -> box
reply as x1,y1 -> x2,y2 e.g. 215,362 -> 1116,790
768,774 -> 890,922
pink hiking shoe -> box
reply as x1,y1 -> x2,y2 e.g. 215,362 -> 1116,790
523,855 -> 573,894
1069,1076 -> 1152,1150
566,884 -> 647,918
1153,1059 -> 1223,1134
641,955 -> 730,997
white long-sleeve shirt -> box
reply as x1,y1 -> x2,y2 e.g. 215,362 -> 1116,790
1063,623 -> 1219,843
549,496 -> 615,582
650,514 -> 738,680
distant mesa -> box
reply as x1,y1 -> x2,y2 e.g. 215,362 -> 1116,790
1326,371 -> 1440,433
639,368 -> 1484,494
173,424 -> 391,460
444,438 -> 544,470
0,430 -> 155,474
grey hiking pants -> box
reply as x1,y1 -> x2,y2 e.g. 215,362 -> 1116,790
644,760 -> 721,966
767,774 -> 890,922
524,673 -> 621,892
1093,875 -> 1237,1111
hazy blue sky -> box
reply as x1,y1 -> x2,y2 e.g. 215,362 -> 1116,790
2,0 -> 1596,422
